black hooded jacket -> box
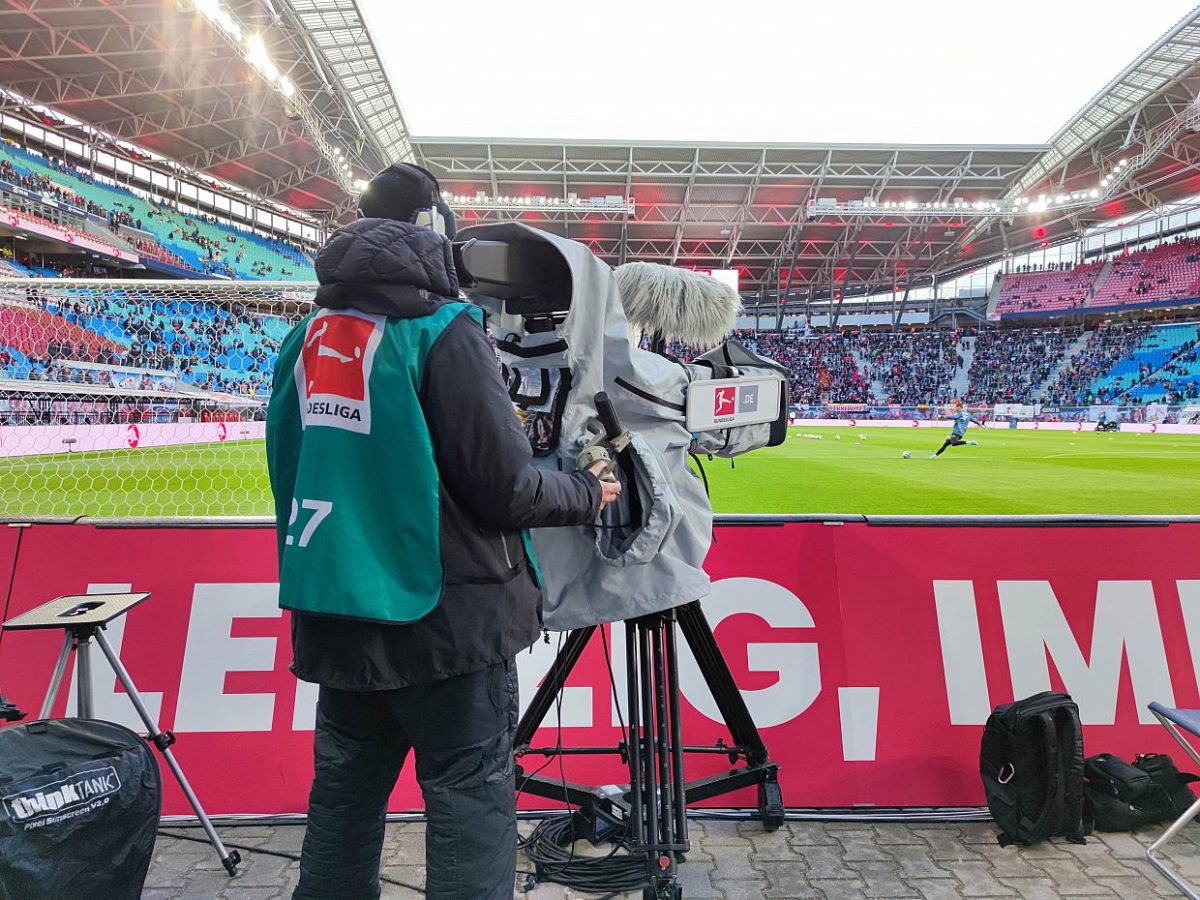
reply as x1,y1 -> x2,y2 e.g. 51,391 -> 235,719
286,218 -> 602,689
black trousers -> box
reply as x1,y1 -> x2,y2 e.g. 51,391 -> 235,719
292,659 -> 519,900
935,433 -> 967,455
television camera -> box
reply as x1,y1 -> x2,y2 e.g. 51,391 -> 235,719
455,224 -> 790,899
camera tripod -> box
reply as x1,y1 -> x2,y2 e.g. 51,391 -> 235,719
515,600 -> 784,900
4,592 -> 240,876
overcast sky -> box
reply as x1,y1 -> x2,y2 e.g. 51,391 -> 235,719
359,0 -> 1198,144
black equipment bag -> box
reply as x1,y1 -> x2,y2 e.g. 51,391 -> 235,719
980,691 -> 1087,846
1084,753 -> 1154,831
1134,753 -> 1200,818
0,718 -> 161,899
1084,751 -> 1200,831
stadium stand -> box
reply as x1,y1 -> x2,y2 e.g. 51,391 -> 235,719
1137,348 -> 1200,402
1,275 -> 1197,411
1088,322 -> 1199,400
0,141 -> 314,281
1088,237 -> 1200,309
0,256 -> 32,277
994,262 -> 1104,315
857,329 -> 965,405
1121,323 -> 1200,402
966,327 -> 1081,403
1043,323 -> 1152,405
744,331 -> 873,404
0,288 -> 296,395
0,200 -> 126,261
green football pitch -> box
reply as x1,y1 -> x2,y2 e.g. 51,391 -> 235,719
0,426 -> 1197,519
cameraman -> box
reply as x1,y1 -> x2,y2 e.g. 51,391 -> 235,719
265,162 -> 619,900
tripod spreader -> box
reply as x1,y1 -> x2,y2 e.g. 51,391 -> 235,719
514,600 -> 785,899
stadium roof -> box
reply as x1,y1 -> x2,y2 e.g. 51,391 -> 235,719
413,6 -> 1200,312
3,1 -> 1200,318
0,0 -> 410,217
415,138 -> 1045,301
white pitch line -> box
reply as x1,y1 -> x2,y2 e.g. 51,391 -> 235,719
1042,451 -> 1199,460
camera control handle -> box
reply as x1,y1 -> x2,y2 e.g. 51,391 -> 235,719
594,391 -> 623,441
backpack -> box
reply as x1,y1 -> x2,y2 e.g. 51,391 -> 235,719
0,718 -> 162,899
980,691 -> 1087,846
1085,752 -> 1200,831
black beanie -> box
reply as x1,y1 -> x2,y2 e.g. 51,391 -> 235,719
358,162 -> 456,238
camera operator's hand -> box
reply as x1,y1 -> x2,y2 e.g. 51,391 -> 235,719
587,460 -> 623,511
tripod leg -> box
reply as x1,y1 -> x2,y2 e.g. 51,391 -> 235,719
514,625 -> 595,748
650,618 -> 675,856
75,637 -> 94,719
637,621 -> 659,854
92,629 -> 241,876
625,621 -> 643,844
39,631 -> 74,719
664,615 -> 688,850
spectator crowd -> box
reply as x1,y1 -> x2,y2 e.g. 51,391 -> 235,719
5,291 -> 1200,412
1044,324 -> 1151,405
858,329 -> 965,405
966,327 -> 1080,404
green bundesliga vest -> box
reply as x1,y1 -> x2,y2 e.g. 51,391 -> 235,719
266,301 -> 481,623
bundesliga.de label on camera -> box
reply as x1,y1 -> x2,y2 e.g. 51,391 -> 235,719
686,375 -> 782,431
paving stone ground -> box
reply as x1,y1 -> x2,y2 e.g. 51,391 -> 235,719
145,818 -> 1197,899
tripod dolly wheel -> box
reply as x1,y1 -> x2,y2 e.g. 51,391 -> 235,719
758,778 -> 785,832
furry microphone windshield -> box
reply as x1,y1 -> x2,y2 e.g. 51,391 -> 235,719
614,262 -> 741,349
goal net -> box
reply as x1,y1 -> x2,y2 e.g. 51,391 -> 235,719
0,278 -> 316,520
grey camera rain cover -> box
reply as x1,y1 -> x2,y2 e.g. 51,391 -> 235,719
460,223 -> 712,631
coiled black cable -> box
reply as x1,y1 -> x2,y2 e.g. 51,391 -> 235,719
519,814 -> 646,897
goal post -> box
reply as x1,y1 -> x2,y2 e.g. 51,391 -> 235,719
0,278 -> 316,520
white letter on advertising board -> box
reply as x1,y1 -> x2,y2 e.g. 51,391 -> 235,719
933,581 -> 991,725
677,578 -> 820,728
175,584 -> 282,732
515,638 -> 593,728
292,678 -> 320,731
999,581 -> 1173,725
1175,581 -> 1200,695
838,687 -> 880,761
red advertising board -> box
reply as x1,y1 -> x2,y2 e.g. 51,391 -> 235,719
0,520 -> 1197,815
0,524 -> 23,644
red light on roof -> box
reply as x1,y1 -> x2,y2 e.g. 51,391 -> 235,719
1034,227 -> 1046,239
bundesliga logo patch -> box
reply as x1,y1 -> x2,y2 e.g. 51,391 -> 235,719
713,386 -> 736,417
295,310 -> 385,434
